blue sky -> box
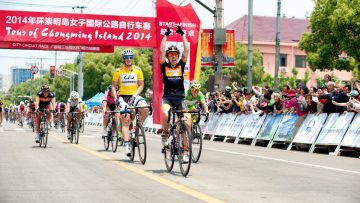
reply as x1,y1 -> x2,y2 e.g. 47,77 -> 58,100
0,0 -> 314,75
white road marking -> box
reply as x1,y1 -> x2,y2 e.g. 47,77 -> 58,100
146,136 -> 360,175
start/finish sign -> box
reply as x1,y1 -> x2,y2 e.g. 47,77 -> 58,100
0,10 -> 156,48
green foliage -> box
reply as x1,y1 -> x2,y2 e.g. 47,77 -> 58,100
299,0 -> 360,75
201,42 -> 264,90
303,69 -> 310,85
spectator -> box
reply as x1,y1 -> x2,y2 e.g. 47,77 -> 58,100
353,80 -> 360,93
324,74 -> 332,84
207,92 -> 218,113
318,81 -> 344,114
306,95 -> 318,113
332,90 -> 360,113
271,93 -> 284,114
232,89 -> 245,113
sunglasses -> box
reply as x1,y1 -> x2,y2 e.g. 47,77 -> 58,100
167,52 -> 179,58
123,56 -> 134,60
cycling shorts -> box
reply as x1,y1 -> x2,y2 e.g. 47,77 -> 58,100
162,97 -> 185,110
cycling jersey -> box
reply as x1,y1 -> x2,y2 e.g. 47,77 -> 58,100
37,91 -> 55,109
67,98 -> 82,107
161,60 -> 186,98
184,89 -> 205,110
112,65 -> 144,96
103,90 -> 116,105
56,102 -> 66,112
19,104 -> 26,112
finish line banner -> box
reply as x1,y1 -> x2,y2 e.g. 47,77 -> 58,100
0,10 -> 156,47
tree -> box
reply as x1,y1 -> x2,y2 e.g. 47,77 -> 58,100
201,42 -> 264,90
299,0 -> 360,79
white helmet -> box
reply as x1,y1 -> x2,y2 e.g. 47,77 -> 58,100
70,91 -> 79,99
20,101 -> 24,105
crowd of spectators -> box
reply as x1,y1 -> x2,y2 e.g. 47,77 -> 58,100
205,75 -> 360,116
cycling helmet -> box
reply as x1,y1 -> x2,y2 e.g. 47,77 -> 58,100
20,101 -> 25,105
70,91 -> 79,99
225,86 -> 231,92
166,45 -> 180,55
190,80 -> 201,90
122,49 -> 134,58
41,84 -> 50,91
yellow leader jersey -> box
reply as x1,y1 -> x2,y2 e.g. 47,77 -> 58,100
112,65 -> 144,95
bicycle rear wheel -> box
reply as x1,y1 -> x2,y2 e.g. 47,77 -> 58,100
164,135 -> 175,172
111,122 -> 118,153
136,123 -> 147,164
191,124 -> 203,163
178,125 -> 192,177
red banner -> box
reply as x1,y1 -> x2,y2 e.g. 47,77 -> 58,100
0,10 -> 156,47
151,0 -> 201,124
0,41 -> 114,52
201,29 -> 236,67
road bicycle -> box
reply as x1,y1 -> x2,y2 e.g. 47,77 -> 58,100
191,112 -> 208,163
162,108 -> 193,177
103,110 -> 120,152
68,112 -> 80,144
37,109 -> 52,148
59,112 -> 66,133
124,103 -> 152,165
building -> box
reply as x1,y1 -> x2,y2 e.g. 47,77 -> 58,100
11,66 -> 32,85
226,15 -> 352,83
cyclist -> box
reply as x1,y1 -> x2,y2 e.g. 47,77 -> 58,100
102,85 -> 119,137
35,84 -> 56,143
0,99 -> 3,126
111,48 -> 149,157
184,80 -> 209,129
55,101 -> 66,128
4,106 -> 9,123
18,101 -> 26,126
159,26 -> 190,162
66,91 -> 83,140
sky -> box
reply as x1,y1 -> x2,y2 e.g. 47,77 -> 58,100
0,0 -> 314,76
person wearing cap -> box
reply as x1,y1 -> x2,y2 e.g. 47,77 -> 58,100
332,90 -> 360,113
159,25 -> 190,163
34,84 -> 56,143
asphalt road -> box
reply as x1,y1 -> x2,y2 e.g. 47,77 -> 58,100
1,121 -> 360,203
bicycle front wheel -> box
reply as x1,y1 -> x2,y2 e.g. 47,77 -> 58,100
164,135 -> 175,172
103,130 -> 110,151
43,122 -> 49,148
136,123 -> 147,164
129,138 -> 136,161
191,124 -> 203,163
111,122 -> 118,153
178,125 -> 192,177
74,119 -> 80,144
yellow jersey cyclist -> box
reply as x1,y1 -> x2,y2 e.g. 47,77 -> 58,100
111,49 -> 149,157
66,91 -> 83,140
184,80 -> 209,125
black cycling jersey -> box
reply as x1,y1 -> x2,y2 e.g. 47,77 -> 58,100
161,60 -> 186,98
37,91 -> 55,109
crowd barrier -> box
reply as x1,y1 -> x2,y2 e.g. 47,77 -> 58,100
85,112 -> 360,157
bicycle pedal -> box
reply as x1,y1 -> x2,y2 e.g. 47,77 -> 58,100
161,147 -> 167,154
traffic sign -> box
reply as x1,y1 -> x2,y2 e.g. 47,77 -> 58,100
30,66 -> 39,74
56,69 -> 64,77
